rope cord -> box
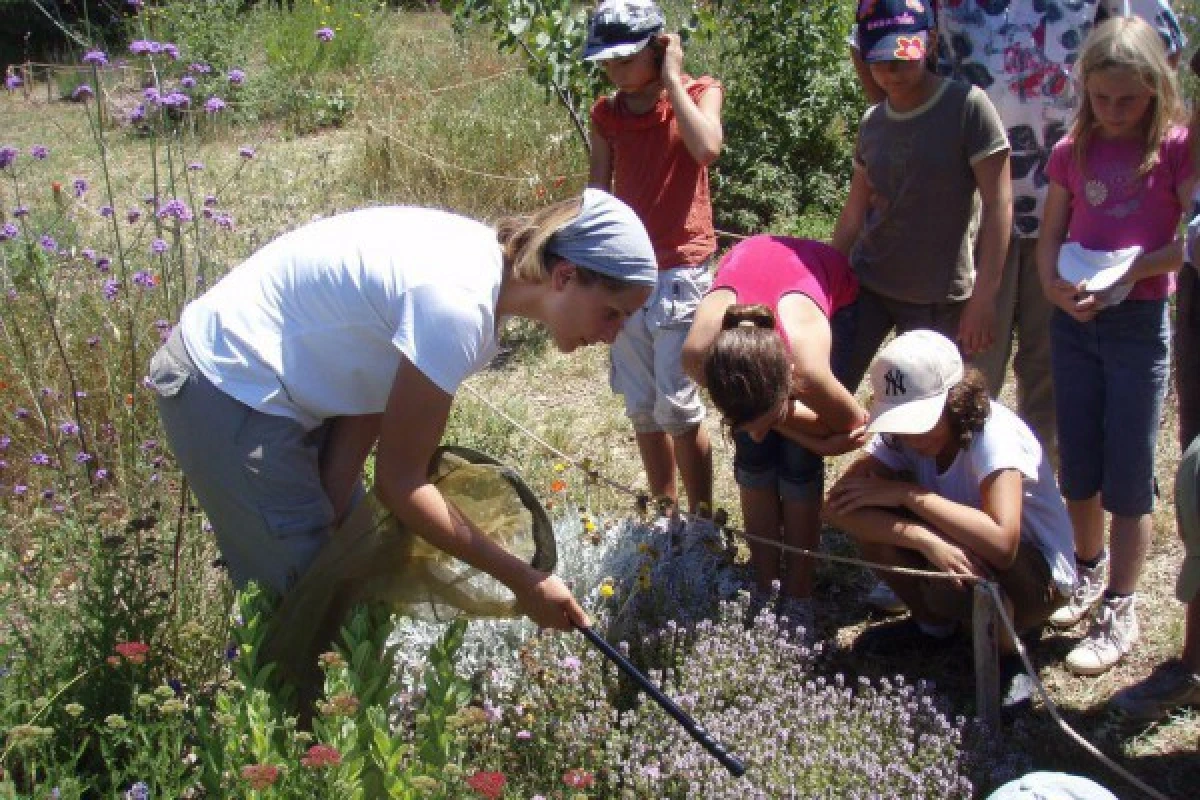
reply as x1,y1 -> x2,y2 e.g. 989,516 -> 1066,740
460,381 -> 1177,800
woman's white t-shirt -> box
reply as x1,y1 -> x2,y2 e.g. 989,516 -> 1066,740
865,403 -> 1076,595
180,207 -> 504,431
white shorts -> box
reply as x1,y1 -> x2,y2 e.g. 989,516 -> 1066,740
610,263 -> 711,435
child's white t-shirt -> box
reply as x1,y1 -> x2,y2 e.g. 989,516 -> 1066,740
865,403 -> 1076,594
180,207 -> 503,431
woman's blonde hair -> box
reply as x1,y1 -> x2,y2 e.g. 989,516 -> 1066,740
1072,16 -> 1183,177
495,195 -> 636,290
495,197 -> 582,283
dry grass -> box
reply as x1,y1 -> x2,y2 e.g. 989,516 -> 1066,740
4,7 -> 1197,797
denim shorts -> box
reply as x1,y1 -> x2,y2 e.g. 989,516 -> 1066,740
733,302 -> 858,502
610,264 -> 711,435
1051,299 -> 1170,517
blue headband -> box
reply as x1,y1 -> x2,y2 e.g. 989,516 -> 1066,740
545,189 -> 658,286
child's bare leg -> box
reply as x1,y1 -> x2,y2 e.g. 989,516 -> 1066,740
741,485 -> 782,593
828,505 -> 954,627
1108,512 -> 1153,594
671,423 -> 712,512
636,430 -> 677,505
781,498 -> 820,599
1067,494 -> 1106,561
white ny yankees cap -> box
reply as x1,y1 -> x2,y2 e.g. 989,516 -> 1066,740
866,329 -> 963,435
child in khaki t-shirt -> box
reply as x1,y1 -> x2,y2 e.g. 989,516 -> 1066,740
832,0 -> 1011,394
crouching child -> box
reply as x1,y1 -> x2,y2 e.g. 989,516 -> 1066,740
824,330 -> 1076,707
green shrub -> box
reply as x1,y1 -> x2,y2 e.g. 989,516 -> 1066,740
697,0 -> 863,234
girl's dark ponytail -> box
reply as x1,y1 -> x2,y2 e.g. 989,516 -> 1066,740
720,303 -> 776,332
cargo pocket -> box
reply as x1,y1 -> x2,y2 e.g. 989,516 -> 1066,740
148,343 -> 190,398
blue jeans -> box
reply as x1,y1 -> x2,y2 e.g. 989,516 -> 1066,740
1051,300 -> 1170,517
733,302 -> 858,502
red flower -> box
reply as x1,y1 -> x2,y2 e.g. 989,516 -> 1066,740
300,744 -> 342,769
113,641 -> 150,664
465,770 -> 507,799
240,763 -> 281,789
563,768 -> 595,789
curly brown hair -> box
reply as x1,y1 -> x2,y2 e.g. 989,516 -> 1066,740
943,366 -> 991,448
703,304 -> 791,427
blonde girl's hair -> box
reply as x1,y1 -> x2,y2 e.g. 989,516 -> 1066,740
1072,16 -> 1184,177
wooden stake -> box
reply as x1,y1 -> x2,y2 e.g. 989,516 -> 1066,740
973,582 -> 1000,726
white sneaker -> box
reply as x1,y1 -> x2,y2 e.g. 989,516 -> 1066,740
1049,554 -> 1108,629
865,580 -> 906,614
1065,594 -> 1138,676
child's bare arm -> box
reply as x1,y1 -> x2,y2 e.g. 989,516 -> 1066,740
659,33 -> 723,165
1037,183 -> 1100,323
587,117 -> 613,190
1124,237 -> 1185,283
831,165 -> 870,256
958,149 -> 1012,355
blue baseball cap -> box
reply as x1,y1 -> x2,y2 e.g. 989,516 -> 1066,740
857,0 -> 934,63
583,0 -> 666,62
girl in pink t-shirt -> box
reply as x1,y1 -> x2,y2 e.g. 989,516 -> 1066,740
1036,17 -> 1194,678
681,236 -> 868,628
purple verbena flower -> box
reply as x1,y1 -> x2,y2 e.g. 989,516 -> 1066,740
75,452 -> 93,463
129,104 -> 146,123
150,239 -> 168,255
94,468 -> 109,481
102,279 -> 120,300
72,84 -> 94,101
30,144 -> 49,160
133,270 -> 157,289
60,422 -> 79,436
126,208 -> 142,224
39,235 -> 57,252
227,69 -> 245,85
0,223 -> 17,241
100,205 -> 113,217
316,27 -> 335,42
179,75 -> 196,89
203,96 -> 226,114
30,453 -> 51,466
5,74 -> 22,90
187,161 -> 203,171
161,91 -> 189,109
13,206 -> 28,218
238,145 -> 255,159
0,436 -> 9,450
14,485 -> 27,496
158,199 -> 193,222
127,0 -> 144,9
162,43 -> 180,61
203,194 -> 218,207
0,146 -> 17,169
96,257 -> 111,272
143,87 -> 161,105
87,335 -> 100,347
73,177 -> 88,197
129,40 -> 153,56
188,62 -> 211,74
214,213 -> 235,230
82,50 -> 109,67
15,408 -> 29,419
81,248 -> 96,261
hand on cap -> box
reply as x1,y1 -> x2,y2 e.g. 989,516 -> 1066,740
657,33 -> 684,85
1046,277 -> 1100,323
